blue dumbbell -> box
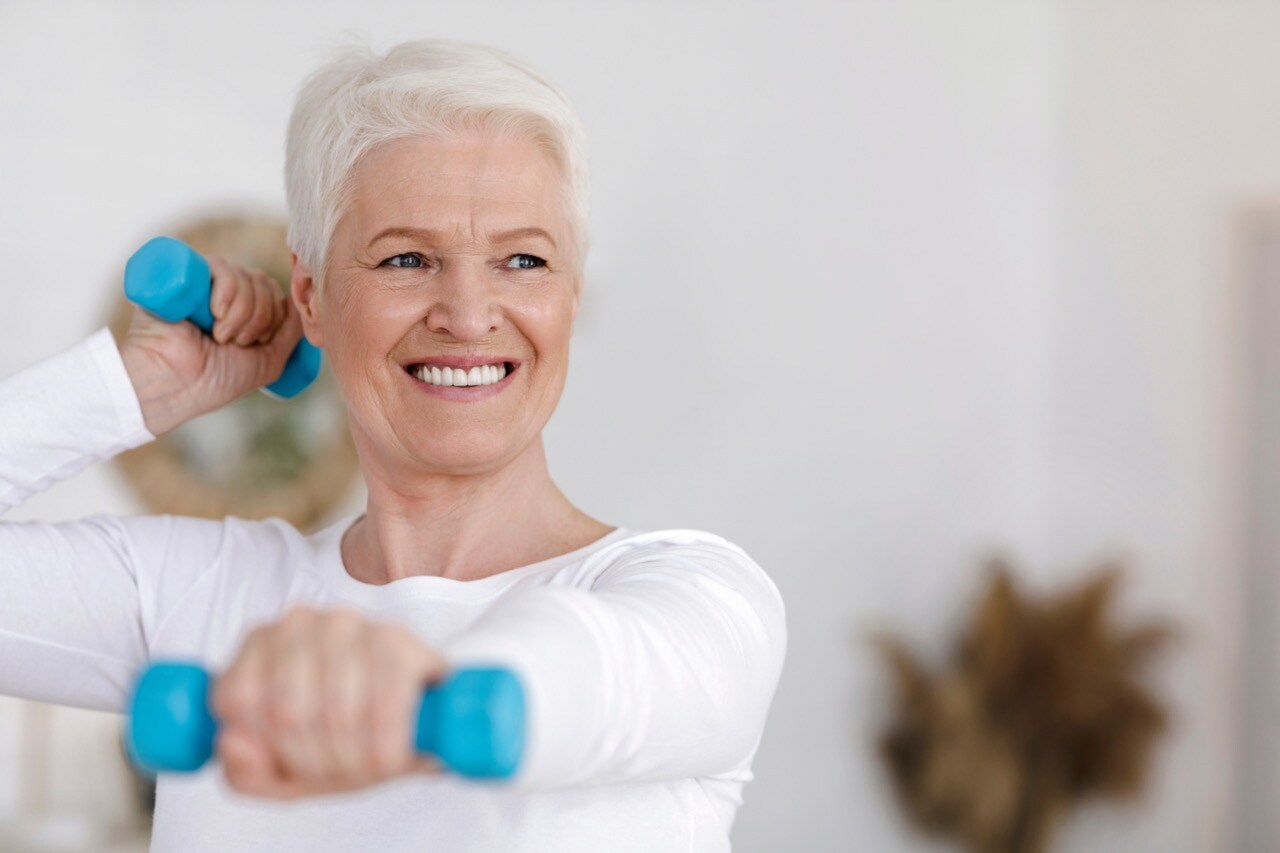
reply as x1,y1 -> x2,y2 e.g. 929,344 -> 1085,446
123,236 -> 323,399
126,662 -> 525,780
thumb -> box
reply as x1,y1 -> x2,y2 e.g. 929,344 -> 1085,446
219,727 -> 279,794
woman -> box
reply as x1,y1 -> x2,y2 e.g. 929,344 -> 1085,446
0,39 -> 786,852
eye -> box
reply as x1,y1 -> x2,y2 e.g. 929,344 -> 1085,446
506,254 -> 546,270
380,253 -> 425,269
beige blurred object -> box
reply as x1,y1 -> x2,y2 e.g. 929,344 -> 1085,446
105,213 -> 359,530
873,561 -> 1175,853
1231,203 -> 1280,852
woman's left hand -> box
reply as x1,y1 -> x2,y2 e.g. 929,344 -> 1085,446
210,605 -> 447,799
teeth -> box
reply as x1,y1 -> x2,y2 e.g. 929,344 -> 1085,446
412,363 -> 508,388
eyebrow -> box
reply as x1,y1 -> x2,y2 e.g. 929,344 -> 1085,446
366,226 -> 557,250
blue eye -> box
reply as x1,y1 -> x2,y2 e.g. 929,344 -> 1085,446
507,254 -> 546,270
382,253 -> 424,269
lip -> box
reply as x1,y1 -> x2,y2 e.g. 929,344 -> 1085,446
401,355 -> 522,370
401,361 -> 518,402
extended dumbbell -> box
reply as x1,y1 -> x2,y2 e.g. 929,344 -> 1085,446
123,236 -> 323,399
125,662 -> 525,780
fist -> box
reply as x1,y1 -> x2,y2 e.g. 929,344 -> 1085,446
210,606 -> 448,800
119,255 -> 306,434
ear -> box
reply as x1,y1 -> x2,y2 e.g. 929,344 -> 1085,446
290,252 -> 325,348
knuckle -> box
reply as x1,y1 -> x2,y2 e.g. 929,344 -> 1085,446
322,699 -> 359,733
268,695 -> 307,731
246,622 -> 272,642
370,621 -> 412,653
369,695 -> 404,729
282,603 -> 317,625
325,608 -> 364,634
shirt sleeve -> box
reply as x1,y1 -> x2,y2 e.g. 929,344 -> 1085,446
0,326 -> 154,512
0,328 -> 157,710
441,530 -> 787,789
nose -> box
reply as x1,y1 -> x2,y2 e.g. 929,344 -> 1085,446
424,260 -> 501,341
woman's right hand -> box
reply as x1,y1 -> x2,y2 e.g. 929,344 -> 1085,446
119,256 -> 306,436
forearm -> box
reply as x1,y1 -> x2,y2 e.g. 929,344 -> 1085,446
443,534 -> 787,789
119,339 -> 202,436
0,328 -> 154,512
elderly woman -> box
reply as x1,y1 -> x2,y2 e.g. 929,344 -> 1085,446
0,40 -> 785,852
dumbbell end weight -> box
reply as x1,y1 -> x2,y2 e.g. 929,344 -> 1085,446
263,338 -> 323,400
123,236 -> 215,330
122,236 -> 322,399
416,667 -> 525,779
127,661 -> 216,775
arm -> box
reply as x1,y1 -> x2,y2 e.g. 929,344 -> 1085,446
204,533 -> 784,799
0,329 -> 156,709
1,264 -> 302,710
443,531 -> 788,789
0,328 -> 154,513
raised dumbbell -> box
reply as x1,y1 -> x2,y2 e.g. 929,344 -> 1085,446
123,236 -> 323,399
126,662 -> 525,780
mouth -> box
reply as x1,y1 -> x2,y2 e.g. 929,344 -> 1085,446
401,359 -> 520,390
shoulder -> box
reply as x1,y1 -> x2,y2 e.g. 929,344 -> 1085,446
585,528 -> 784,614
597,527 -> 763,571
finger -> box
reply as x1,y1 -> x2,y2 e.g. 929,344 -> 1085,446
366,624 -> 446,779
319,611 -> 372,782
220,726 -> 320,801
366,626 -> 419,778
261,296 -> 306,367
220,725 -> 278,794
257,286 -> 286,345
214,267 -> 258,345
267,607 -> 331,782
209,256 -> 237,322
212,625 -> 272,734
238,271 -> 281,346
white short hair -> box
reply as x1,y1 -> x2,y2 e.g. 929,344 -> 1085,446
284,39 -> 590,279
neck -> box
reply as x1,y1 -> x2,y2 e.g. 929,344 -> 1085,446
341,434 -> 611,584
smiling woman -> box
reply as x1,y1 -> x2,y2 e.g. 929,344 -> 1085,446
0,39 -> 786,853
303,132 -> 588,517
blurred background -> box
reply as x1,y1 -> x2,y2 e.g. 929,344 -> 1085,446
2,0 -> 1279,850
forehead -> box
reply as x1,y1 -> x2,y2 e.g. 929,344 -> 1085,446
345,133 -> 567,240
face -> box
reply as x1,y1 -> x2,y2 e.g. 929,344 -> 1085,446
290,132 -> 581,478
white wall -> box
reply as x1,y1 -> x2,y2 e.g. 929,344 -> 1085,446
0,1 -> 1177,850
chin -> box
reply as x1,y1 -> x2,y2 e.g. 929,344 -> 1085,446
408,431 -> 523,473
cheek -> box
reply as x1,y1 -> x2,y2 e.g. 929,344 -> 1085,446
326,290 -> 409,362
519,293 -> 577,365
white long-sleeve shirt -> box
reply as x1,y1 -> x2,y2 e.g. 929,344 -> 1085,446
0,328 -> 787,853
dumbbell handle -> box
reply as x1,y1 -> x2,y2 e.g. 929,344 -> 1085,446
126,662 -> 525,780
123,236 -> 323,399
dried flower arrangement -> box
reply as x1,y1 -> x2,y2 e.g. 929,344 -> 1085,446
875,562 -> 1175,853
